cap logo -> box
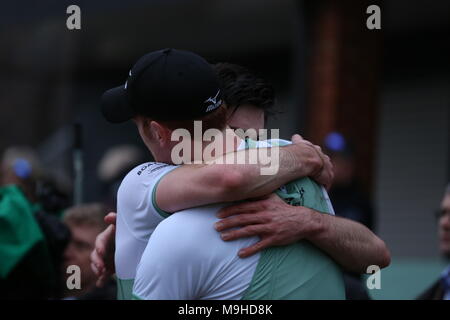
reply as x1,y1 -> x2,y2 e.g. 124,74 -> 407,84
205,90 -> 221,112
124,70 -> 132,90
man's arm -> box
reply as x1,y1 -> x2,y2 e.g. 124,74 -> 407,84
215,193 -> 390,274
157,135 -> 333,213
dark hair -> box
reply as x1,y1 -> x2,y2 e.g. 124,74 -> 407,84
212,63 -> 276,119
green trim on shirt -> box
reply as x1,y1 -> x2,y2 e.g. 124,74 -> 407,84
151,168 -> 178,219
117,278 -> 135,300
132,293 -> 143,300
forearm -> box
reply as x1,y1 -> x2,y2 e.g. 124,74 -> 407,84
157,144 -> 321,212
212,143 -> 322,201
307,213 -> 391,273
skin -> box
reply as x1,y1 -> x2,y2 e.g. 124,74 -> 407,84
91,104 -> 390,286
438,193 -> 450,257
155,129 -> 332,213
64,223 -> 103,297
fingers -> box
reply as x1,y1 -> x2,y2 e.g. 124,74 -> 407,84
98,224 -> 115,253
91,246 -> 104,272
215,213 -> 270,232
304,142 -> 333,188
320,156 -> 334,189
104,212 -> 117,225
314,144 -> 323,154
96,278 -> 103,288
323,155 -> 334,190
291,134 -> 304,144
93,225 -> 114,269
92,222 -> 117,288
91,260 -> 100,276
96,274 -> 107,288
219,224 -> 269,241
95,231 -> 107,258
91,252 -> 107,288
238,237 -> 274,258
217,201 -> 266,219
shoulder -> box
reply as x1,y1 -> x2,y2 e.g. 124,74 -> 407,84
120,162 -> 176,185
118,162 -> 177,198
116,162 -> 179,229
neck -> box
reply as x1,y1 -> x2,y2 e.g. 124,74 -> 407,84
153,153 -> 173,164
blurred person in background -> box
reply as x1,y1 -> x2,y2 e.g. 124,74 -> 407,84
323,132 -> 375,299
418,183 -> 450,300
0,146 -> 69,299
97,145 -> 146,212
62,203 -> 116,300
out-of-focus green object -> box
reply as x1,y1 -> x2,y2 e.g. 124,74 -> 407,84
0,185 -> 45,278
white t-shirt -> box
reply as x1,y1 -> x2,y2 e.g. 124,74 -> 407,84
115,162 -> 178,282
115,140 -> 247,286
132,205 -> 260,300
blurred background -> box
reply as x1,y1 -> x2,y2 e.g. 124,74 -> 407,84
0,0 -> 449,299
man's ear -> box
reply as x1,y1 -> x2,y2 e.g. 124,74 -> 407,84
149,121 -> 171,147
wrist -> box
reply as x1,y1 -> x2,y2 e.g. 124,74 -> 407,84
293,144 -> 324,178
310,147 -> 325,178
301,146 -> 323,178
304,209 -> 328,242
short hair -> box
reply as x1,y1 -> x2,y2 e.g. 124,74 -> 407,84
212,63 -> 276,118
63,203 -> 107,230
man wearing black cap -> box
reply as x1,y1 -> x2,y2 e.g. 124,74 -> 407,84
101,48 -> 339,299
100,49 -> 389,299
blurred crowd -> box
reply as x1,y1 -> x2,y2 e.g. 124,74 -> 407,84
0,144 -> 145,299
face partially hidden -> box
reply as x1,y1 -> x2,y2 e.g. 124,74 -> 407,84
438,194 -> 450,258
227,104 -> 265,132
134,104 -> 266,163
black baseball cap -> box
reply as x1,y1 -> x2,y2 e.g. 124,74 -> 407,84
101,48 -> 223,123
